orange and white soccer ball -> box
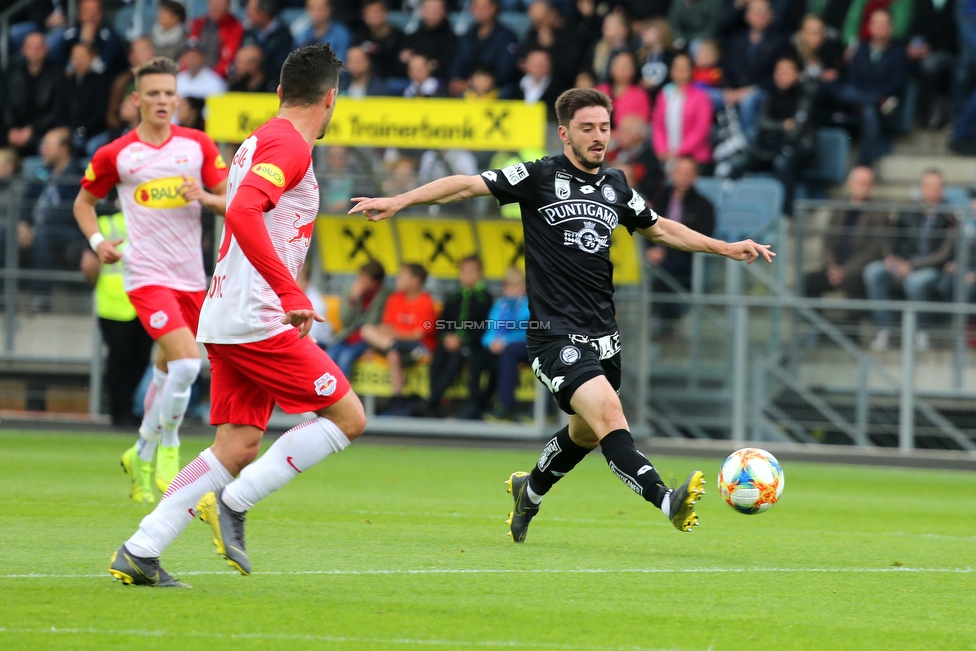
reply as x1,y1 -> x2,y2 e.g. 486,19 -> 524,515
718,448 -> 785,514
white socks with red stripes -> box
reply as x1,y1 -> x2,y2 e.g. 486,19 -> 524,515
220,417 -> 350,514
158,358 -> 202,448
136,367 -> 167,462
125,447 -> 233,558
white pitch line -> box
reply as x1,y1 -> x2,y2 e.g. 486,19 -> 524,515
0,567 -> 971,580
0,627 -> 710,651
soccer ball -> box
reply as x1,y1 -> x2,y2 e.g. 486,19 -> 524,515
718,448 -> 785,514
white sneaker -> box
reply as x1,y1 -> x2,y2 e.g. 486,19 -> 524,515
870,329 -> 890,351
915,331 -> 931,352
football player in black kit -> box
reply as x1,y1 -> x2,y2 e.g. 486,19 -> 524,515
350,89 -> 774,541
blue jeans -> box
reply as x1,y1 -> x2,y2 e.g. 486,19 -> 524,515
493,340 -> 528,411
327,340 -> 369,379
831,84 -> 885,165
737,88 -> 765,138
863,260 -> 942,328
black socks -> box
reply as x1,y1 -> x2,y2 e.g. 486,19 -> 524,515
600,429 -> 668,508
528,426 -> 593,495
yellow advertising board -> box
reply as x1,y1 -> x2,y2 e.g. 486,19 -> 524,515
205,94 -> 546,151
316,216 -> 398,275
475,220 -> 525,279
395,218 -> 477,278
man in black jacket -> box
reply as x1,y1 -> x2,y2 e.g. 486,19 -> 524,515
448,0 -> 520,97
54,0 -> 127,78
908,0 -> 956,129
647,157 -> 715,331
423,255 -> 495,419
242,0 -> 295,84
401,0 -> 457,80
3,33 -> 62,156
60,43 -> 110,155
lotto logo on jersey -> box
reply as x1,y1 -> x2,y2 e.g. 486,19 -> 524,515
134,177 -> 190,209
314,372 -> 337,397
149,310 -> 169,329
252,162 -> 285,188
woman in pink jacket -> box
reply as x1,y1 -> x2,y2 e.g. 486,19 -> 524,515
652,52 -> 714,165
597,51 -> 652,127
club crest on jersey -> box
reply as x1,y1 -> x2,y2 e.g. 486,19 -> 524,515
289,213 -> 314,246
564,221 -> 609,254
149,310 -> 169,329
130,146 -> 144,166
560,345 -> 581,365
602,184 -> 616,202
174,153 -> 190,170
314,372 -> 337,396
554,171 -> 571,199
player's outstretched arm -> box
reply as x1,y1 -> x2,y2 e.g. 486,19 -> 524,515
637,218 -> 775,265
74,188 -> 123,264
349,175 -> 490,221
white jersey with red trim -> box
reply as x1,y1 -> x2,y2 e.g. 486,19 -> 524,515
81,126 -> 227,292
197,118 -> 319,344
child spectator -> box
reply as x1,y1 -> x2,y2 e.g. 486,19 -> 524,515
328,260 -> 390,378
464,67 -> 500,100
691,39 -> 724,109
652,52 -> 714,166
361,263 -> 439,416
403,53 -> 444,97
151,0 -> 187,62
483,267 -> 530,422
423,256 -> 495,419
597,51 -> 652,126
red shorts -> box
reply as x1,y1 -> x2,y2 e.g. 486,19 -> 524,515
127,286 -> 206,340
206,329 -> 352,430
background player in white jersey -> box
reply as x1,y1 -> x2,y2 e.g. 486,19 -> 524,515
74,57 -> 228,504
109,44 -> 364,587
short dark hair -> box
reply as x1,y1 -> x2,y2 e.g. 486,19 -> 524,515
459,255 -> 482,270
555,88 -> 612,126
279,43 -> 343,107
159,0 -> 186,22
254,0 -> 279,17
403,262 -> 428,286
360,260 -> 385,282
134,56 -> 179,82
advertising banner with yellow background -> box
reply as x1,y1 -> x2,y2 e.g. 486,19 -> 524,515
206,94 -> 546,151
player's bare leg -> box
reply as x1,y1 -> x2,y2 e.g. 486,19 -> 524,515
151,327 -> 202,492
200,390 -> 367,574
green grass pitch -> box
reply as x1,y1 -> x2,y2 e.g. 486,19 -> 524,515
0,430 -> 974,651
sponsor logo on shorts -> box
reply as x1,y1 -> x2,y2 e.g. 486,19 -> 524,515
602,184 -> 616,202
314,372 -> 337,397
560,345 -> 580,365
531,357 -> 564,394
134,177 -> 191,209
609,461 -> 643,496
252,162 -> 285,187
149,310 -> 169,329
537,437 -> 563,472
214,154 -> 227,170
84,163 -> 96,182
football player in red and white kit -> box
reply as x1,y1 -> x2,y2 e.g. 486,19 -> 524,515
109,44 -> 364,587
75,58 -> 228,504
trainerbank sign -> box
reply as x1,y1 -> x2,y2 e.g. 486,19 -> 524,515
205,94 -> 546,150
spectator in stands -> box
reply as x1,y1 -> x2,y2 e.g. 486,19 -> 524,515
0,149 -> 23,266
177,97 -> 207,131
575,70 -> 597,89
360,263 -> 438,416
401,0 -> 457,80
789,14 -> 843,85
424,256 -> 495,419
864,169 -> 955,352
646,156 -> 715,331
907,0 -> 956,129
54,0 -> 127,78
691,39 -> 724,109
3,32 -> 62,157
597,51 -> 652,126
295,0 -> 352,61
637,18 -> 676,99
483,267 -> 530,422
151,0 -> 188,62
449,0 -> 520,97
243,0 -> 295,84
189,0 -> 245,79
339,45 -> 388,97
607,114 -> 665,200
105,37 -> 154,142
328,260 -> 390,378
514,49 -> 559,118
177,40 -> 227,98
827,8 -> 907,166
668,0 -> 723,49
742,56 -> 816,215
464,67 -> 501,99
319,145 -> 379,212
809,0 -> 858,32
353,0 -> 407,84
403,53 -> 445,97
227,45 -> 274,92
523,0 -> 580,95
60,43 -> 110,156
804,166 -> 887,314
22,127 -> 86,311
722,0 -> 786,136
585,11 -> 633,85
841,0 -> 914,48
652,53 -> 714,167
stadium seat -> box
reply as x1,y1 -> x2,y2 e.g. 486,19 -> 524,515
802,128 -> 850,185
713,201 -> 772,242
694,177 -> 729,208
729,177 -> 784,219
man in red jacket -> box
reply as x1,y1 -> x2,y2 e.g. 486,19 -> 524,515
189,0 -> 244,78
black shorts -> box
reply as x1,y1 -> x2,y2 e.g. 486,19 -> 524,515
527,332 -> 622,415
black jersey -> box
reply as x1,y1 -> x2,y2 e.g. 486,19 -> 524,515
481,154 -> 658,337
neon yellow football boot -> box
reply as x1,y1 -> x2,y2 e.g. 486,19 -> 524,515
120,444 -> 155,505
154,445 -> 181,494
